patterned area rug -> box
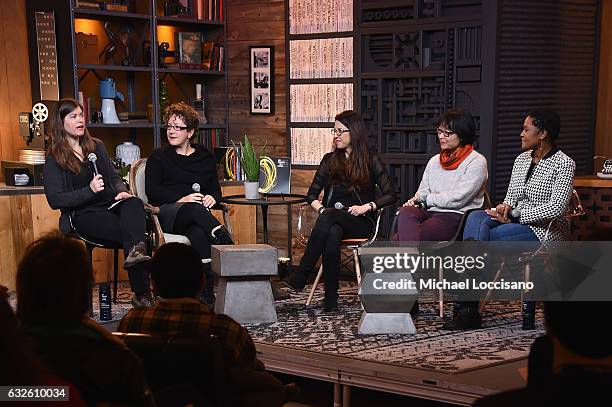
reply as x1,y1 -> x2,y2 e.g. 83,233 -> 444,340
8,281 -> 544,373
245,282 -> 545,374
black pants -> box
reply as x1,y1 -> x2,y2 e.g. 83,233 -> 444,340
172,203 -> 224,291
172,203 -> 223,259
72,197 -> 149,295
300,209 -> 373,300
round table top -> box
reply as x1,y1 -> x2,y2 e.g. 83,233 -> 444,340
222,193 -> 307,206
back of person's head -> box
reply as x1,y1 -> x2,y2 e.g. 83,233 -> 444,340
151,243 -> 204,299
526,109 -> 561,142
437,108 -> 476,146
17,232 -> 92,327
545,301 -> 612,359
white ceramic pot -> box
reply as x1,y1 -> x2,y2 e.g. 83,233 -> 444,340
116,142 -> 140,165
244,181 -> 260,199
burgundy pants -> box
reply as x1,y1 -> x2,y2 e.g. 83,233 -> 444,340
397,206 -> 462,241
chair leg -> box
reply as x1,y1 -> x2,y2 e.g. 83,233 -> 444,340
87,244 -> 94,317
479,258 -> 505,314
113,249 -> 119,303
438,265 -> 444,318
305,265 -> 324,306
353,249 -> 361,286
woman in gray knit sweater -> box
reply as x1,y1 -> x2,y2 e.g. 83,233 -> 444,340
397,109 -> 488,242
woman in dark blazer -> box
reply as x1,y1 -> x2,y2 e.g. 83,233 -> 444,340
145,102 -> 233,305
43,98 -> 152,307
283,110 -> 396,311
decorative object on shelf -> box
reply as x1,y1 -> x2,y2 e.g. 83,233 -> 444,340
34,11 -> 59,101
116,141 -> 140,166
75,32 -> 99,65
100,21 -> 138,66
159,80 -> 169,123
232,135 -> 267,199
99,78 -> 125,124
250,46 -> 274,114
193,83 -> 207,124
164,0 -> 190,17
176,32 -> 202,69
157,41 -> 176,68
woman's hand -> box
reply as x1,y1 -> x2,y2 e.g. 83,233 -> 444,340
486,203 -> 512,223
348,204 -> 370,216
202,194 -> 216,208
114,191 -> 133,201
90,174 -> 104,193
403,193 -> 420,207
177,193 -> 206,204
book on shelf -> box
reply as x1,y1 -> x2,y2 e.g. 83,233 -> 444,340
105,3 -> 129,12
202,41 -> 214,69
76,1 -> 101,10
176,32 -> 202,65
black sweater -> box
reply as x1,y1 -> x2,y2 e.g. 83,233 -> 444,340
44,140 -> 128,234
145,144 -> 221,207
307,152 -> 397,209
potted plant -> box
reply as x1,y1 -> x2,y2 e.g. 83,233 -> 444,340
233,134 -> 266,199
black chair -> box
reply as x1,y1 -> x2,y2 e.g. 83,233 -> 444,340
113,332 -> 228,407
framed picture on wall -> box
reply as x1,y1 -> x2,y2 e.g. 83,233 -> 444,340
250,46 -> 274,114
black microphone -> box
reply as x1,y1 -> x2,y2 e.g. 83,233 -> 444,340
87,153 -> 99,175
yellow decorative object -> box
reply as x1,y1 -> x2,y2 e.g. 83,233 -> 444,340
258,156 -> 277,193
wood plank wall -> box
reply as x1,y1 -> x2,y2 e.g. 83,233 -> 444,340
226,0 -> 316,260
596,0 -> 612,161
0,0 -> 31,167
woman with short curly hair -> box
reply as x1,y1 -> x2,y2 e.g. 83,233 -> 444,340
145,102 -> 233,306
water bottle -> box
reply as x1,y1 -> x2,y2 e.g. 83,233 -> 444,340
99,282 -> 112,321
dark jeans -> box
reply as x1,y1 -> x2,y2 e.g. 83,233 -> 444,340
397,207 -> 463,241
300,209 -> 373,300
72,197 -> 150,295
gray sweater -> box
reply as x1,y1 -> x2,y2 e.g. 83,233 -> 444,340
417,150 -> 488,213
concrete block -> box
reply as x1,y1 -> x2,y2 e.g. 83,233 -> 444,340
358,312 -> 416,335
215,279 -> 277,324
211,244 -> 278,277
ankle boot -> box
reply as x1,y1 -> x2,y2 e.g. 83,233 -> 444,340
211,225 -> 234,245
522,301 -> 536,330
282,266 -> 308,292
323,292 -> 339,312
443,302 -> 482,330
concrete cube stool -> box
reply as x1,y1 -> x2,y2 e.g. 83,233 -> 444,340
211,244 -> 278,324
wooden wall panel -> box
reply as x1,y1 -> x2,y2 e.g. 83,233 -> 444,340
0,0 -> 31,171
595,0 -> 612,161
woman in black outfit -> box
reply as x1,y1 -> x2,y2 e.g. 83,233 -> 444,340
43,98 -> 152,307
145,102 -> 233,305
283,110 -> 396,311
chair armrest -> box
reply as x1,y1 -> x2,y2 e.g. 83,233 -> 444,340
142,205 -> 166,247
361,205 -> 393,248
297,203 -> 313,247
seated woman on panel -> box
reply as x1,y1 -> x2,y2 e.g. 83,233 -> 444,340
43,98 -> 152,307
282,110 -> 396,312
397,108 -> 488,243
145,102 -> 233,307
445,109 -> 576,331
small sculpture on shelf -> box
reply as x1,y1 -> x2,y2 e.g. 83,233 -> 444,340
159,81 -> 169,124
100,21 -> 136,66
158,42 -> 176,68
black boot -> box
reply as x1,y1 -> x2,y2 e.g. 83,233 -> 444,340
282,266 -> 309,292
442,301 -> 482,330
211,225 -> 234,245
323,293 -> 338,312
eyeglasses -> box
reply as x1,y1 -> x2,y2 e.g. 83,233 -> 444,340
436,128 -> 456,138
166,124 -> 188,131
330,128 -> 350,136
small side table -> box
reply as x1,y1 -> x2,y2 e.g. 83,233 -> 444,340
222,194 -> 307,258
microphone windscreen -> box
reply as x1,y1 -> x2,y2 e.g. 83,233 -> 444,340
87,153 -> 97,162
334,202 -> 344,210
192,183 -> 201,193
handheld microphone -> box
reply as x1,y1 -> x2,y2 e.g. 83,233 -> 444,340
192,183 -> 201,193
87,153 -> 99,175
510,207 -> 521,218
334,202 -> 347,210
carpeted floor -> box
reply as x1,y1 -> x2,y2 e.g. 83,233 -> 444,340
9,281 -> 544,374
